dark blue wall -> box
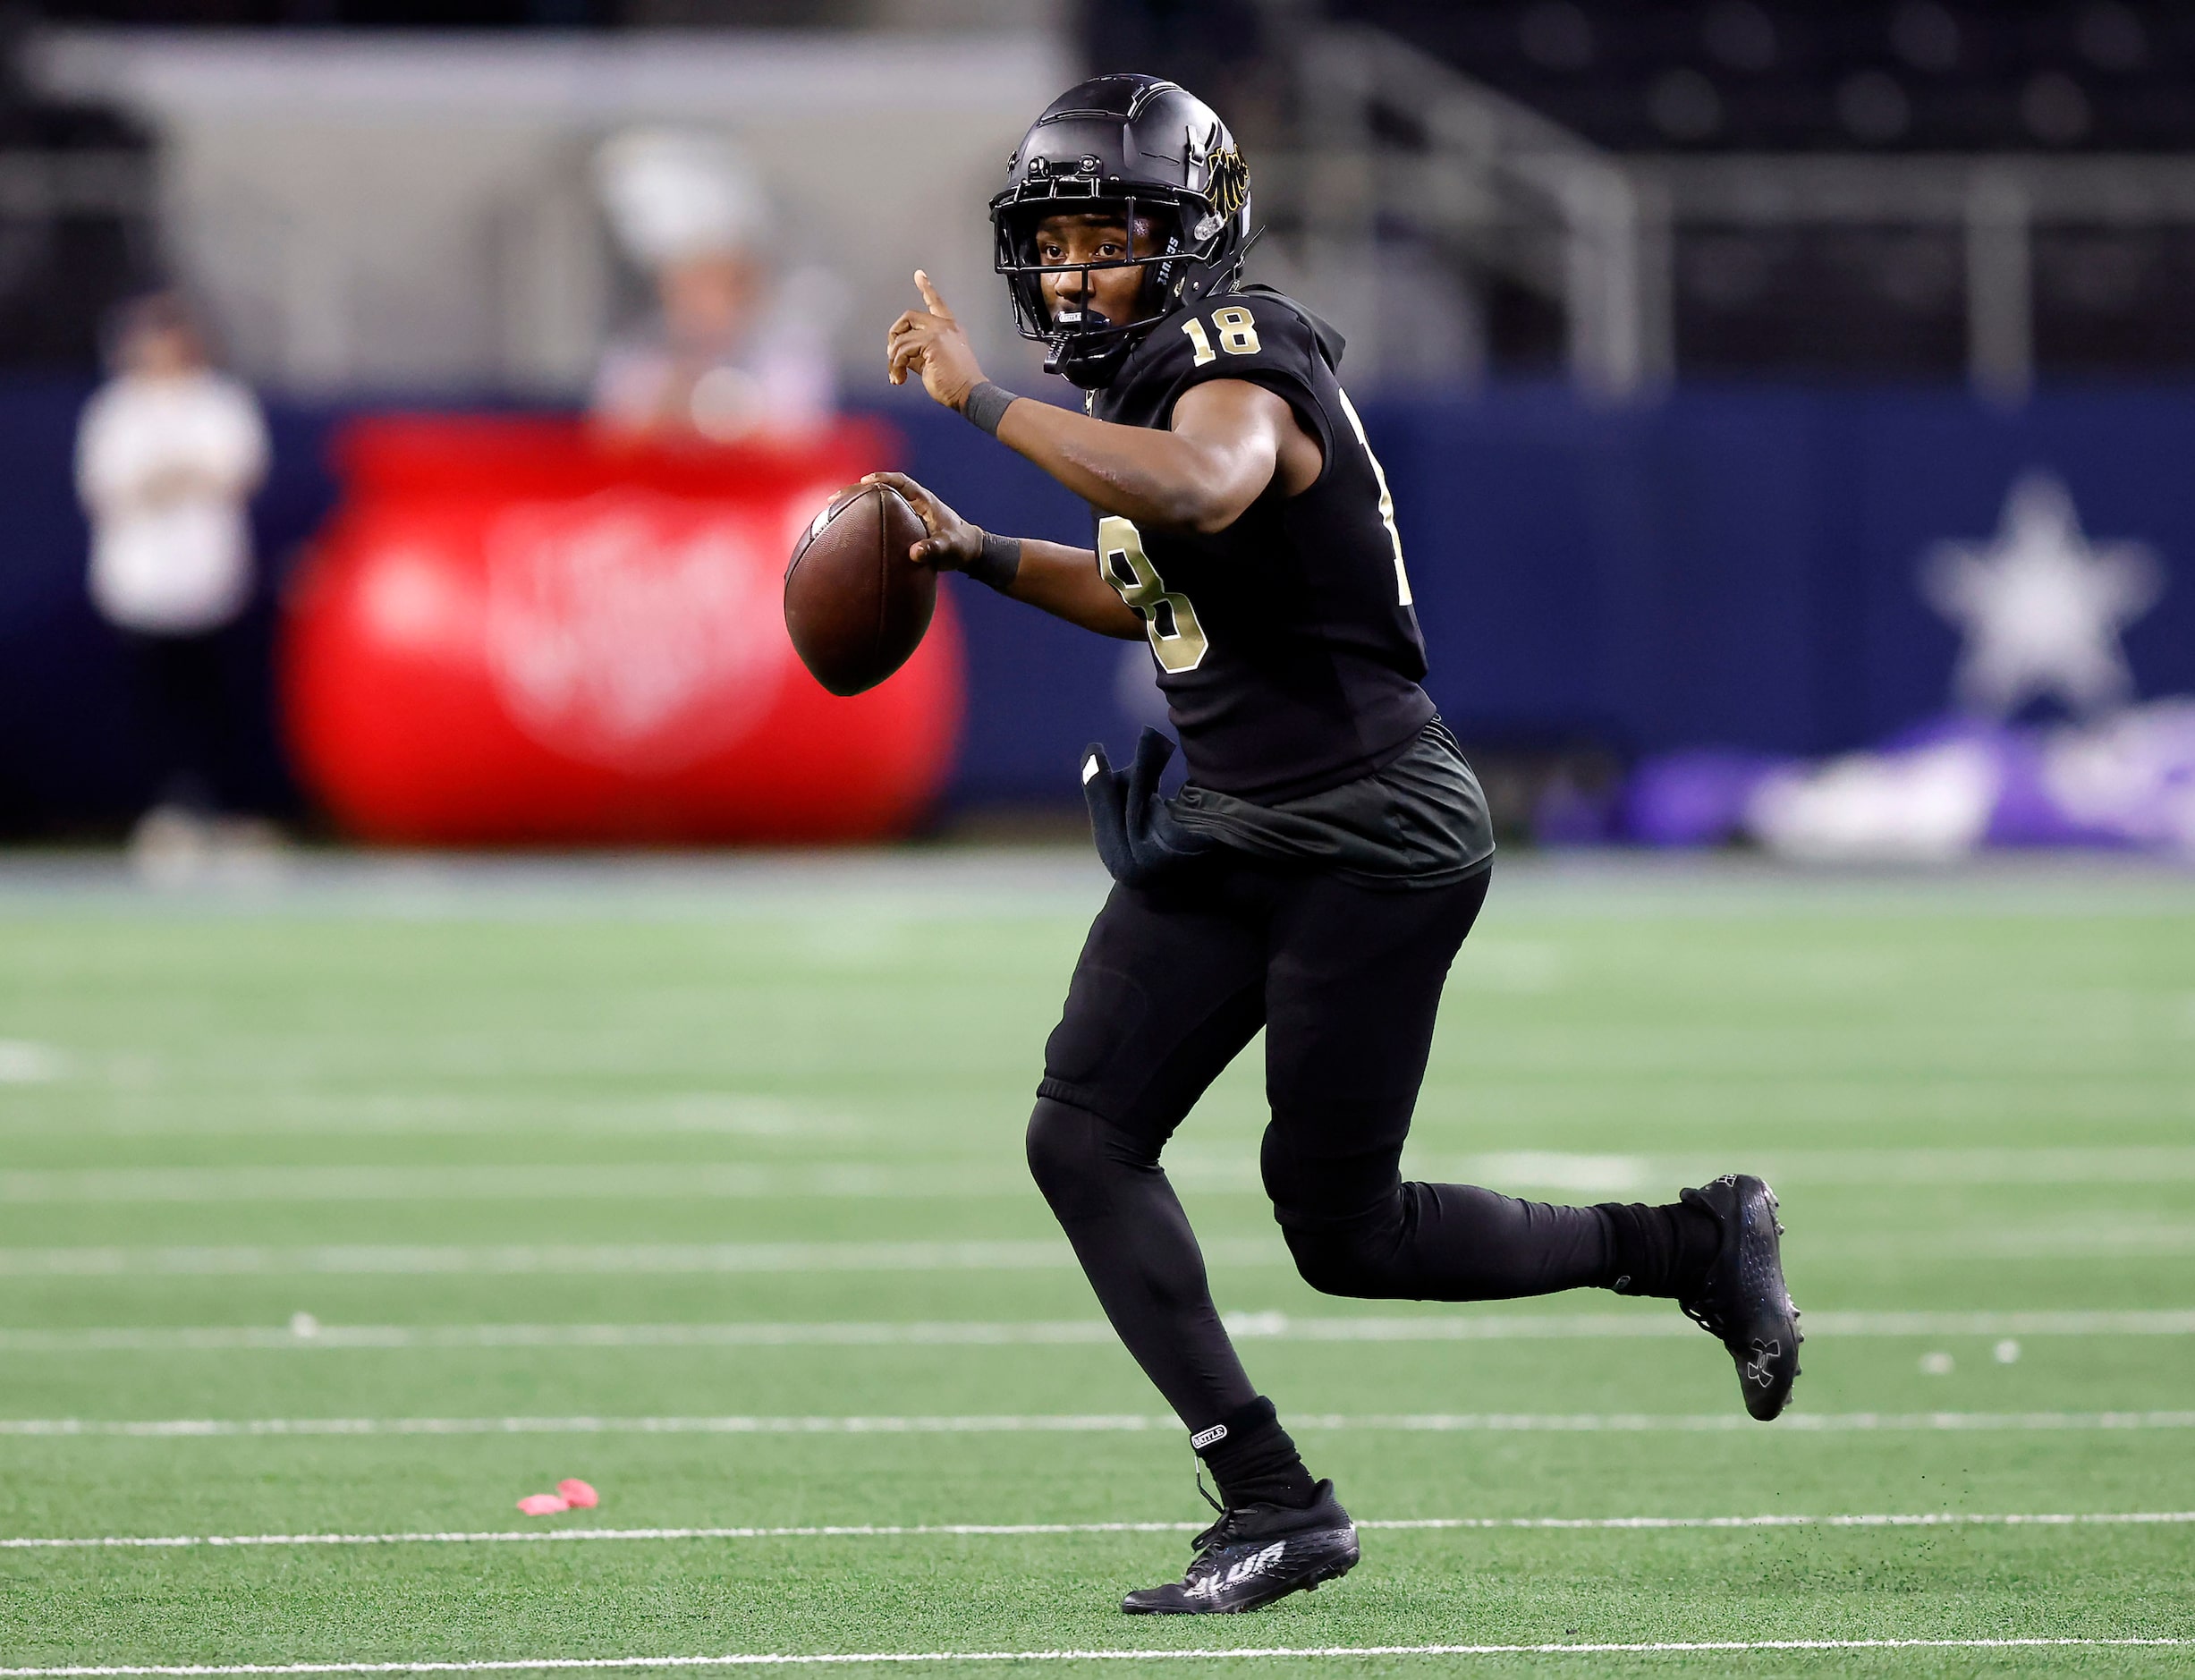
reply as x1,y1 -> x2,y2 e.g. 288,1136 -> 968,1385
925,385 -> 2195,801
5,381 -> 2192,827
1364,386 -> 2195,759
0,384 -> 339,829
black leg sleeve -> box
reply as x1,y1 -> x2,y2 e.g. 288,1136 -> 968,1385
1026,879 -> 1273,1430
1027,1095 -> 1259,1426
1275,1175 -> 1617,1300
1261,866 -> 1622,1302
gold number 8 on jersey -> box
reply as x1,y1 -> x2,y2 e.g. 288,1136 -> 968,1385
1098,515 -> 1208,673
1212,306 -> 1260,354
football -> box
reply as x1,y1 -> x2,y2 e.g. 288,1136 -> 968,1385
784,482 -> 936,697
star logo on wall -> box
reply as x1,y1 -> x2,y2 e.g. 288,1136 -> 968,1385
1921,472 -> 2164,718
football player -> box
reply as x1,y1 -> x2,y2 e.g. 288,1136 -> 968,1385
873,74 -> 1801,1615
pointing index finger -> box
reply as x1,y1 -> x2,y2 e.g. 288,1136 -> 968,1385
913,269 -> 953,319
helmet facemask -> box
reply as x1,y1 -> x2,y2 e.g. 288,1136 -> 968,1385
995,197 -> 1189,386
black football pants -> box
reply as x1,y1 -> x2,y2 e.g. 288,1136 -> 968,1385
1026,859 -> 1616,1432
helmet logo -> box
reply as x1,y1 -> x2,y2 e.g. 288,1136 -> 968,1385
1204,146 -> 1250,221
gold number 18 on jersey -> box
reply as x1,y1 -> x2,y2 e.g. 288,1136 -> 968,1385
1181,305 -> 1262,368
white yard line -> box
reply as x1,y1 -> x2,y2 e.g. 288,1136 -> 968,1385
2,1309 -> 2189,1353
4,1411 -> 2194,1438
4,1511 -> 2191,1551
12,1147 -> 2195,1202
0,1166 -> 1034,1203
1406,1147 -> 2195,1194
0,1242 -> 1133,1277
3,1637 -> 2191,1674
8,1228 -> 2195,1275
0,1321 -> 1107,1352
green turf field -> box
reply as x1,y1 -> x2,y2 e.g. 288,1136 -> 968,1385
1,852 -> 2191,1677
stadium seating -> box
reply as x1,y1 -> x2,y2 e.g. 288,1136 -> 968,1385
1337,2 -> 2195,152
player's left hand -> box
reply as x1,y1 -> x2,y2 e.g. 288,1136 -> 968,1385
858,470 -> 983,572
886,271 -> 986,412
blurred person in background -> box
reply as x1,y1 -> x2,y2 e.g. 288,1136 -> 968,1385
590,128 -> 839,445
75,291 -> 272,865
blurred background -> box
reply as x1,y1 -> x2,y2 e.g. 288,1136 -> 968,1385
2,0 -> 2192,865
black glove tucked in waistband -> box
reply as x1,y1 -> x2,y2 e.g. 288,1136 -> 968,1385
1080,728 -> 1217,889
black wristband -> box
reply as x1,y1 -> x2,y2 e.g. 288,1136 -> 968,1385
964,531 -> 1021,593
961,380 -> 1018,437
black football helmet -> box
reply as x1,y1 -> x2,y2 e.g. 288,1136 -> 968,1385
990,74 -> 1254,389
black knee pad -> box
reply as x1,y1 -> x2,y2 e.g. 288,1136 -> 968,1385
1278,1221 -> 1396,1299
1263,1121 -> 1403,1218
1025,1097 -> 1142,1224
1262,1129 -> 1412,1298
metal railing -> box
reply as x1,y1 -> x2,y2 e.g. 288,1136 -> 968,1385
1263,21 -> 1659,401
1646,153 -> 2195,403
1256,16 -> 2195,403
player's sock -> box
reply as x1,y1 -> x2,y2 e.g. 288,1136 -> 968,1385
1194,1395 -> 1318,1509
1595,1200 -> 1720,1298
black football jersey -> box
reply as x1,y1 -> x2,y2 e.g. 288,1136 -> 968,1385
1089,284 -> 1436,802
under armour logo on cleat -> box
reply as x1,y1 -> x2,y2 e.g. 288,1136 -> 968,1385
1220,1542 -> 1285,1588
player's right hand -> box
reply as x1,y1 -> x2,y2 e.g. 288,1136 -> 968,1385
885,271 -> 985,412
860,471 -> 985,572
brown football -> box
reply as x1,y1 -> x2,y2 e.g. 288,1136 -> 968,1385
784,483 -> 936,697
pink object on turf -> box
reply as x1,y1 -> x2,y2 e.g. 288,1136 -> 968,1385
516,1493 -> 569,1515
556,1479 -> 599,1508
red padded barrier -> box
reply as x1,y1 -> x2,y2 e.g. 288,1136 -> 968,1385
282,415 -> 962,844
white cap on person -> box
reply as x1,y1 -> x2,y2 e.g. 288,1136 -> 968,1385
594,128 -> 771,267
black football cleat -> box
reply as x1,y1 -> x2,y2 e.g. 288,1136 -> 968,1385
1122,1481 -> 1360,1614
1678,1174 -> 1802,1421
